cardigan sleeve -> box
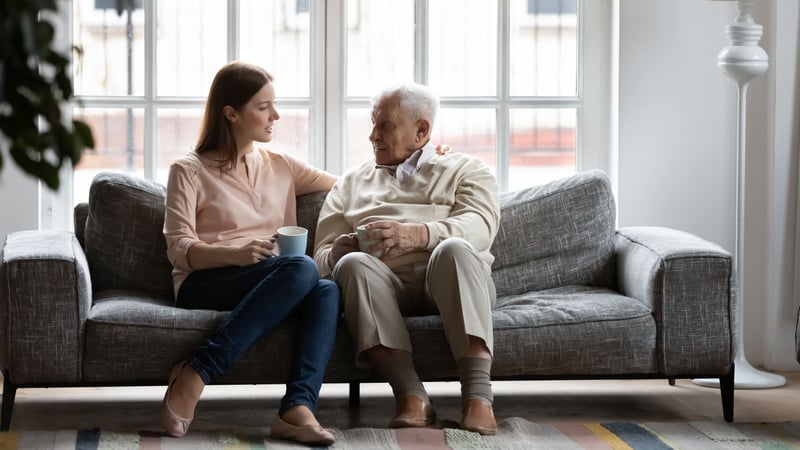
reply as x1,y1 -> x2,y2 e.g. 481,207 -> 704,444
422,156 -> 500,253
313,180 -> 352,277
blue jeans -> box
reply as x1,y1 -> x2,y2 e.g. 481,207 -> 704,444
176,255 -> 340,415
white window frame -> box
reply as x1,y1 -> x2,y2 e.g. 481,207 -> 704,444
326,0 -> 611,191
43,0 -> 612,230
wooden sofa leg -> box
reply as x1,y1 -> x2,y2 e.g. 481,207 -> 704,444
720,363 -> 735,422
668,378 -> 675,386
349,382 -> 360,408
1,372 -> 17,431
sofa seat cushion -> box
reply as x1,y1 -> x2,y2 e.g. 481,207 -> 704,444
82,290 -> 368,384
404,286 -> 656,379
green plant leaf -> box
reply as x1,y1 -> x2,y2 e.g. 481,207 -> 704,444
0,0 -> 94,190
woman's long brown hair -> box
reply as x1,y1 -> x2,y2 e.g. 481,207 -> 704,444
195,61 -> 274,170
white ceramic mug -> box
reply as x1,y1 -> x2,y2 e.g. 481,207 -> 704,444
355,225 -> 384,258
276,226 -> 308,256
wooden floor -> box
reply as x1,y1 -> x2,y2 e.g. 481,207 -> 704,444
4,371 -> 800,432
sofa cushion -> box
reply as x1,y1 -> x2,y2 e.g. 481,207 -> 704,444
84,172 -> 173,301
491,169 -> 616,297
82,290 -> 369,383
403,285 -> 656,378
296,191 -> 330,257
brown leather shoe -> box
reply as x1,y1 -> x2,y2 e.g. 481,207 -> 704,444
461,398 -> 497,435
388,394 -> 436,428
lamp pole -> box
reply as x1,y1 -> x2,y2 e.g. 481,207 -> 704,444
694,0 -> 785,389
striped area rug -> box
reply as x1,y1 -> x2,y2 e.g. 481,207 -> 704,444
2,419 -> 800,449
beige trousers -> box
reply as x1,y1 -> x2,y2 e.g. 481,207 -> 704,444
332,237 -> 496,368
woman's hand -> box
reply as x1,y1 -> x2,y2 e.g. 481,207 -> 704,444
231,238 -> 277,266
435,144 -> 452,155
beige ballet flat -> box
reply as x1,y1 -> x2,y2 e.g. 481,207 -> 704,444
270,416 -> 336,446
160,361 -> 195,437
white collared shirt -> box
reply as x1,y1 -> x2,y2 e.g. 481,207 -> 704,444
396,141 -> 435,184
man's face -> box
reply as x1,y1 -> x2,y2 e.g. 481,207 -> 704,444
369,96 -> 420,166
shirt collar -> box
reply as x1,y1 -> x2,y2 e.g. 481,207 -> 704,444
396,141 -> 435,184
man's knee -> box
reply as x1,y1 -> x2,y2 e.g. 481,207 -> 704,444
433,237 -> 475,259
431,237 -> 477,262
332,251 -> 375,282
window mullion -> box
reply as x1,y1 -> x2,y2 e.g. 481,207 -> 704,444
144,0 -> 157,180
325,0 -> 347,175
579,0 -> 613,178
228,0 -> 239,60
415,0 -> 429,85
497,0 -> 510,192
310,0 -> 327,169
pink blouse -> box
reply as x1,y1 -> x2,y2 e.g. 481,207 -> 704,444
163,146 -> 336,298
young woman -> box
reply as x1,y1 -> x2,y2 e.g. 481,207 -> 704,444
161,61 -> 339,446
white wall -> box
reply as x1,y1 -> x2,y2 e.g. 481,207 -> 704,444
618,0 -> 800,371
0,163 -> 40,244
764,0 -> 799,371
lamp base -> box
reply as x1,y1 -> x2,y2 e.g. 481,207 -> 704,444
692,357 -> 786,389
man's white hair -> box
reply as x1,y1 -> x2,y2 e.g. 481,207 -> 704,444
371,82 -> 440,125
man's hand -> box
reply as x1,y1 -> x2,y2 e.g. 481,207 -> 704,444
435,144 -> 452,155
365,220 -> 429,259
328,233 -> 359,268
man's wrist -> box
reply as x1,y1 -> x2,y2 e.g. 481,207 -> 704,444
416,223 -> 429,249
326,250 -> 335,269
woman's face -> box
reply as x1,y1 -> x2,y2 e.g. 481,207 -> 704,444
231,82 -> 280,145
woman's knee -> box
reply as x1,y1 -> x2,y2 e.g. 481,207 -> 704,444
277,255 -> 320,284
301,280 -> 341,323
315,279 -> 341,309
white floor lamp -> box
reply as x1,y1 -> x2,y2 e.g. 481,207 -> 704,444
694,0 -> 786,389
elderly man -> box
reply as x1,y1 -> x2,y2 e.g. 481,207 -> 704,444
313,82 -> 500,435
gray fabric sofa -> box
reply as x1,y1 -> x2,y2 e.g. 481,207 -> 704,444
0,169 -> 735,430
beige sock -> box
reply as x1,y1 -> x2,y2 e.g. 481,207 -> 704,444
376,351 -> 429,402
458,357 -> 493,404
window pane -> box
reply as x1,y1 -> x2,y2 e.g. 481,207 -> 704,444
429,0 -> 498,97
157,0 -> 227,97
526,0 -> 577,15
271,108 -> 311,164
73,107 -> 145,204
433,108 -> 497,174
346,108 -> 373,170
508,108 -> 575,191
347,0 -> 414,97
510,0 -> 577,97
73,0 -> 145,96
154,107 -> 309,187
156,108 -> 203,185
240,0 -> 310,97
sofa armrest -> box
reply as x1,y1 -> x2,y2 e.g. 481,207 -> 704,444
615,226 -> 733,376
0,230 -> 91,384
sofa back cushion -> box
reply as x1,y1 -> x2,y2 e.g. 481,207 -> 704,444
84,172 -> 174,300
490,169 -> 616,297
295,191 -> 330,256
79,172 -> 330,299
